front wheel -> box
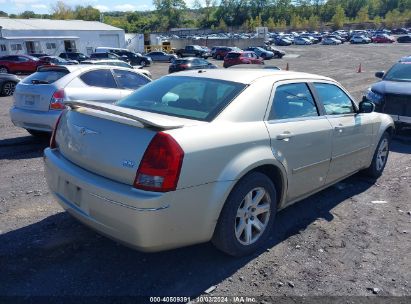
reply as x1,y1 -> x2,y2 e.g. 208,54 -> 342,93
363,132 -> 390,178
212,172 -> 277,256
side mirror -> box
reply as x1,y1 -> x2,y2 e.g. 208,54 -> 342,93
359,100 -> 375,113
375,71 -> 384,78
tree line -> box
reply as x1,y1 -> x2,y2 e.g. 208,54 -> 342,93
1,0 -> 410,33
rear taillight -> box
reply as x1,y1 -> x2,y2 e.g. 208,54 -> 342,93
50,110 -> 65,149
49,89 -> 66,110
180,64 -> 190,69
134,132 -> 184,192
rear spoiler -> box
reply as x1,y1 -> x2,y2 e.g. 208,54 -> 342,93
65,100 -> 184,130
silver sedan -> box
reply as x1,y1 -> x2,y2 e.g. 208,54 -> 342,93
44,69 -> 394,256
9,65 -> 151,135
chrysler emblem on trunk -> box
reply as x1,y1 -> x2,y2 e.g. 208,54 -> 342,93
73,124 -> 99,136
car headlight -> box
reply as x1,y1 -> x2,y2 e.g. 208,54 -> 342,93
365,89 -> 383,104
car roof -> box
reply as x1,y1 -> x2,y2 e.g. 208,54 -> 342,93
38,64 -> 135,73
167,69 -> 333,84
82,59 -> 126,64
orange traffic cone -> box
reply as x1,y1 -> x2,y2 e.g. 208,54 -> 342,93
357,63 -> 363,73
285,62 -> 289,71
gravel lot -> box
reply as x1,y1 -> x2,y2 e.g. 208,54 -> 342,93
0,43 -> 410,301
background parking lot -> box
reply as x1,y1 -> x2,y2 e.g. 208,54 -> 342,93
0,43 -> 410,299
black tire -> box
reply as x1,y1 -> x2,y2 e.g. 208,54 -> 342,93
1,81 -> 16,96
363,132 -> 390,179
0,66 -> 9,74
212,172 -> 277,257
26,129 -> 50,138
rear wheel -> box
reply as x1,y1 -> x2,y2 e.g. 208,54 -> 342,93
212,172 -> 277,256
1,81 -> 16,96
0,66 -> 9,74
363,132 -> 390,179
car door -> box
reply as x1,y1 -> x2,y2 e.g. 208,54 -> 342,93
112,69 -> 151,98
66,69 -> 122,104
265,81 -> 333,203
312,82 -> 374,184
250,53 -> 260,64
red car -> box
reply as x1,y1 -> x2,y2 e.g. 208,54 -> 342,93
223,51 -> 264,68
372,34 -> 395,43
0,55 -> 42,74
213,47 -> 241,60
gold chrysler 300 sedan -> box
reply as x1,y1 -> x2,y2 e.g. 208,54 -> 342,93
44,69 -> 394,256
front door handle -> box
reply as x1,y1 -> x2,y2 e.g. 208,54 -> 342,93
276,132 -> 293,140
334,123 -> 344,133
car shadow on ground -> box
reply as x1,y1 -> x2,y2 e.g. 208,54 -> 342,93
0,135 -> 49,160
0,175 -> 374,298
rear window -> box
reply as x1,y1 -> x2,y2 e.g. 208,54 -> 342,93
22,69 -> 69,85
116,76 -> 246,121
174,59 -> 189,64
226,53 -> 241,59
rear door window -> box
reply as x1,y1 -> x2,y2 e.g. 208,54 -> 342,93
80,69 -> 117,88
113,69 -> 150,90
269,83 -> 319,120
313,83 -> 354,115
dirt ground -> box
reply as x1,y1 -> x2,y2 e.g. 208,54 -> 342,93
0,43 -> 410,302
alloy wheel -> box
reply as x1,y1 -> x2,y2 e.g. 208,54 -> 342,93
376,138 -> 389,171
3,82 -> 16,96
235,187 -> 271,245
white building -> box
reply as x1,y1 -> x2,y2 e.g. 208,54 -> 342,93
0,18 -> 125,56
125,33 -> 144,53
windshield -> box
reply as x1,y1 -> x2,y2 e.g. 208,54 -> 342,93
116,76 -> 246,121
383,63 -> 411,82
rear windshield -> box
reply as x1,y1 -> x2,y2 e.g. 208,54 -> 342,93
22,69 -> 69,85
116,76 -> 246,121
226,53 -> 241,58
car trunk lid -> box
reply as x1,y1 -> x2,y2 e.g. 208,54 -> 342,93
13,67 -> 69,112
55,101 -> 199,185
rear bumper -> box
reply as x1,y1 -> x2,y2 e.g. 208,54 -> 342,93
9,106 -> 61,132
44,148 -> 232,252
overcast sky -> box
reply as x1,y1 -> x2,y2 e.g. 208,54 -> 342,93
1,0 -> 196,15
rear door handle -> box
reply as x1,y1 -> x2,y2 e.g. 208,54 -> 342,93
276,132 -> 293,140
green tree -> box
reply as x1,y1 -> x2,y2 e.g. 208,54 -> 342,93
0,11 -> 7,17
74,5 -> 100,21
51,1 -> 74,19
384,9 -> 401,27
290,13 -> 302,29
265,17 -> 276,30
356,5 -> 369,23
217,18 -> 228,31
308,14 -> 319,30
153,0 -> 187,30
19,11 -> 36,19
331,5 -> 346,30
